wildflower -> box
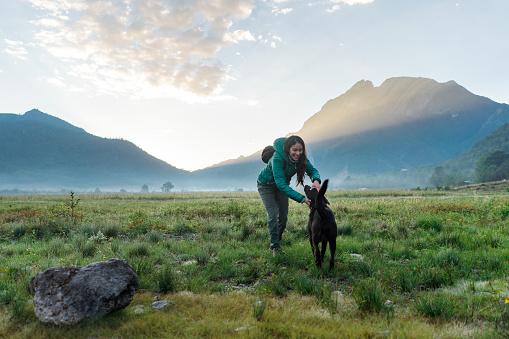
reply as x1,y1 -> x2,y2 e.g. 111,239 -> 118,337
505,297 -> 509,304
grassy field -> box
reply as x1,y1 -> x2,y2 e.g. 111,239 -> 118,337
1,188 -> 509,338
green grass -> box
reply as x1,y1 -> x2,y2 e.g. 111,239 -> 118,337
0,190 -> 508,337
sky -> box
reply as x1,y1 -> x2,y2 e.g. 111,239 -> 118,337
1,0 -> 509,171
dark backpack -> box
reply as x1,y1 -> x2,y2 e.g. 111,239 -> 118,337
261,145 -> 275,163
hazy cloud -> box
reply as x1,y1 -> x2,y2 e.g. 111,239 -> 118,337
272,7 -> 293,15
23,0 -> 255,98
259,34 -> 284,49
330,0 -> 374,5
327,5 -> 341,13
4,39 -> 28,60
327,0 -> 373,13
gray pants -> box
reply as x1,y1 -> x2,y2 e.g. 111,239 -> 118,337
257,181 -> 289,250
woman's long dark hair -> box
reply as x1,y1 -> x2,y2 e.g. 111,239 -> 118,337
283,135 -> 307,187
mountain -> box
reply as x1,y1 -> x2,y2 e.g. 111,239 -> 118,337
196,77 -> 509,189
345,122 -> 509,190
439,122 -> 509,175
3,77 -> 509,192
0,109 -> 189,191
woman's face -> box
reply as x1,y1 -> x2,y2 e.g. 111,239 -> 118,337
289,142 -> 304,161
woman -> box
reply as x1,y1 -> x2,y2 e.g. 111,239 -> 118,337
257,135 -> 321,255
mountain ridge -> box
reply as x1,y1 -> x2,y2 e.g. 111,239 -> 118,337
196,77 -> 509,188
2,76 -> 509,191
0,109 -> 189,191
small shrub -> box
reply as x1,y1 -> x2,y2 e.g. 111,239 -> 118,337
396,222 -> 408,238
88,231 -> 108,244
12,225 -> 27,239
237,261 -> 260,284
47,237 -> 66,257
500,206 -> 509,220
295,275 -> 315,295
218,224 -> 231,238
435,232 -> 463,249
337,222 -> 353,236
128,243 -> 150,257
416,215 -> 443,232
110,239 -> 121,254
72,234 -> 88,252
194,247 -> 212,266
266,273 -> 290,297
313,280 -> 337,315
352,278 -> 386,313
227,199 -> 243,219
147,230 -> 163,243
396,267 -> 418,292
10,292 -> 29,321
489,236 -> 501,248
102,224 -> 120,238
253,299 -> 266,321
238,222 -> 254,241
156,265 -> 178,293
419,267 -> 449,289
355,260 -> 373,278
436,248 -> 461,267
173,223 -> 194,236
487,256 -> 502,271
128,211 -> 151,234
0,288 -> 15,305
130,258 -> 153,278
415,293 -> 454,320
77,224 -> 98,237
81,241 -> 97,258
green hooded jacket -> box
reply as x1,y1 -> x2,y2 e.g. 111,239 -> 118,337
257,137 -> 321,203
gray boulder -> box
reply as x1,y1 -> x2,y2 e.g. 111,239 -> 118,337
30,258 -> 138,325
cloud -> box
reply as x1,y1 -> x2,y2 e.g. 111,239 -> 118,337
327,0 -> 373,13
327,5 -> 341,13
259,34 -> 284,49
330,0 -> 374,5
4,39 -> 28,60
23,0 -> 255,99
272,7 -> 293,15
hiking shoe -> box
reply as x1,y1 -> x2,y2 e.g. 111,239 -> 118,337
272,248 -> 286,256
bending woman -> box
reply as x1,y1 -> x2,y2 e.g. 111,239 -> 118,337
257,135 -> 321,255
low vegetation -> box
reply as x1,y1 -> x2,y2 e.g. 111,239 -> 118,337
1,188 -> 509,337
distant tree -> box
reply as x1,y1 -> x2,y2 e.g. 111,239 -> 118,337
94,188 -> 101,194
141,184 -> 149,193
429,166 -> 447,187
161,181 -> 174,193
475,151 -> 509,183
120,189 -> 127,193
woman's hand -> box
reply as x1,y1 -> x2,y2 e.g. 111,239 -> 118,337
304,198 -> 311,206
312,180 -> 321,191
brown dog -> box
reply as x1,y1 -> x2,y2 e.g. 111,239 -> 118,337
304,179 -> 338,270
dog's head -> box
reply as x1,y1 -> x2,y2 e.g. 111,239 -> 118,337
304,182 -> 330,209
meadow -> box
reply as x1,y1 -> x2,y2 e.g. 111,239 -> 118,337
1,188 -> 509,338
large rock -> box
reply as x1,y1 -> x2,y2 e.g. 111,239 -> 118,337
30,258 -> 138,325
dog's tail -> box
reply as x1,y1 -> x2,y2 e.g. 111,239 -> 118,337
316,179 -> 330,220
